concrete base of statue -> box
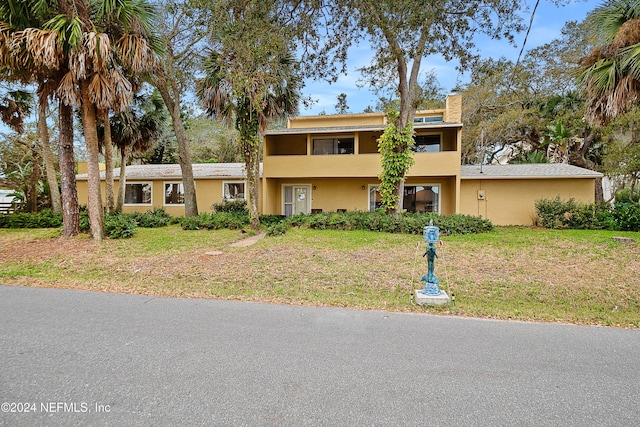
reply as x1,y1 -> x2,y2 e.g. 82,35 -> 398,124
414,289 -> 450,306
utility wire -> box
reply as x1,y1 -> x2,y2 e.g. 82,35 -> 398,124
515,0 -> 541,68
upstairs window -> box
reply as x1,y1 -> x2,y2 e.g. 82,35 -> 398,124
414,115 -> 443,123
413,134 -> 441,152
312,137 -> 354,155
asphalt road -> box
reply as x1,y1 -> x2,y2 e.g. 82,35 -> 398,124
1,285 -> 639,426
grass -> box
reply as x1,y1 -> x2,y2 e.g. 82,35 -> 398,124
1,225 -> 639,328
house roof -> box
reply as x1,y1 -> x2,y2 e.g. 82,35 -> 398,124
77,162 -> 601,181
460,163 -> 603,179
76,163 -> 259,180
264,121 -> 463,136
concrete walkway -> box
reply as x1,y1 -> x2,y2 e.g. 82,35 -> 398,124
229,231 -> 266,247
1,285 -> 639,426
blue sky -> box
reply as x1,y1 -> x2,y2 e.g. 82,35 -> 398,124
301,0 -> 596,115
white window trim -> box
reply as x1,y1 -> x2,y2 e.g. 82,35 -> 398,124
368,184 -> 441,214
163,181 -> 185,206
124,181 -> 153,206
222,181 -> 247,202
281,184 -> 312,216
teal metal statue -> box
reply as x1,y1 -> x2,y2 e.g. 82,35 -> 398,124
419,220 -> 443,296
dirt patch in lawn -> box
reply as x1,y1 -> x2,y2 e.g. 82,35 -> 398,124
1,226 -> 639,327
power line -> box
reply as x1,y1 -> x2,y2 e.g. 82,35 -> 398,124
515,0 -> 541,67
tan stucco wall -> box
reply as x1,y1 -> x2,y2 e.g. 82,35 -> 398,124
460,178 -> 596,225
445,94 -> 462,122
289,113 -> 385,128
261,176 -> 457,215
76,178 -> 255,215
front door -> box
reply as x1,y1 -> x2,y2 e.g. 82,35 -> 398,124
283,185 -> 311,216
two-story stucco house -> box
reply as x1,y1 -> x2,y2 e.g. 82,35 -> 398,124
77,94 -> 602,225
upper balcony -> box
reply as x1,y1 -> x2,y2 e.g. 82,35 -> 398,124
264,124 -> 462,179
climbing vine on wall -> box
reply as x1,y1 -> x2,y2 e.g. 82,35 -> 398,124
377,111 -> 415,212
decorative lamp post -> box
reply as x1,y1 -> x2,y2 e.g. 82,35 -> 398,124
415,220 -> 450,305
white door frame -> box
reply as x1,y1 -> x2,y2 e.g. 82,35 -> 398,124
281,184 -> 312,216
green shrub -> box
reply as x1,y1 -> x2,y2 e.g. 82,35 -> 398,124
104,213 -> 137,238
79,207 -> 90,232
0,209 -> 63,228
535,196 -> 577,229
179,216 -> 201,230
565,203 -> 616,230
259,214 -> 286,227
286,213 -> 310,228
179,211 -> 249,230
131,207 -> 171,228
211,199 -> 248,214
615,188 -> 640,204
536,196 -> 640,231
276,210 -> 492,235
613,203 -> 640,231
266,221 -> 288,236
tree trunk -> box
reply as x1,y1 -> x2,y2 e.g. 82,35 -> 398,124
245,135 -> 260,229
115,147 -> 127,213
80,82 -> 104,241
58,101 -> 79,236
102,110 -> 115,212
38,97 -> 62,214
156,79 -> 198,216
28,145 -> 41,213
595,176 -> 604,203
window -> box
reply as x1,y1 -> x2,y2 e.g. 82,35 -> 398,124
369,185 -> 440,213
403,185 -> 439,213
223,181 -> 245,201
414,135 -> 441,152
124,182 -> 152,205
414,115 -> 443,123
164,182 -> 184,205
312,137 -> 354,155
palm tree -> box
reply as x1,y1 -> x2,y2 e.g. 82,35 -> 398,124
200,51 -> 301,229
577,0 -> 640,124
110,93 -> 165,213
11,0 -> 158,240
1,2 -> 71,227
545,119 -> 572,163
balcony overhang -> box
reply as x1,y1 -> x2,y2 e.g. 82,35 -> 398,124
264,121 -> 463,136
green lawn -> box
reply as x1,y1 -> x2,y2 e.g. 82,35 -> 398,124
1,225 -> 638,328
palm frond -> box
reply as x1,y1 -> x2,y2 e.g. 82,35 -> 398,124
88,72 -> 116,110
86,32 -> 112,71
57,70 -> 78,106
115,33 -> 155,73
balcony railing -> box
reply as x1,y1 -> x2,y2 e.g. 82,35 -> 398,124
263,151 -> 460,178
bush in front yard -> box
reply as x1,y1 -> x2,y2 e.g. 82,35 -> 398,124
273,210 -> 493,236
130,207 -> 172,228
535,197 -> 639,231
534,196 -> 577,229
179,212 -> 249,230
0,209 -> 63,228
612,203 -> 640,231
104,213 -> 137,238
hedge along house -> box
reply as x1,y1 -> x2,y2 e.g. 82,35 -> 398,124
76,163 -> 257,216
76,94 -> 602,225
